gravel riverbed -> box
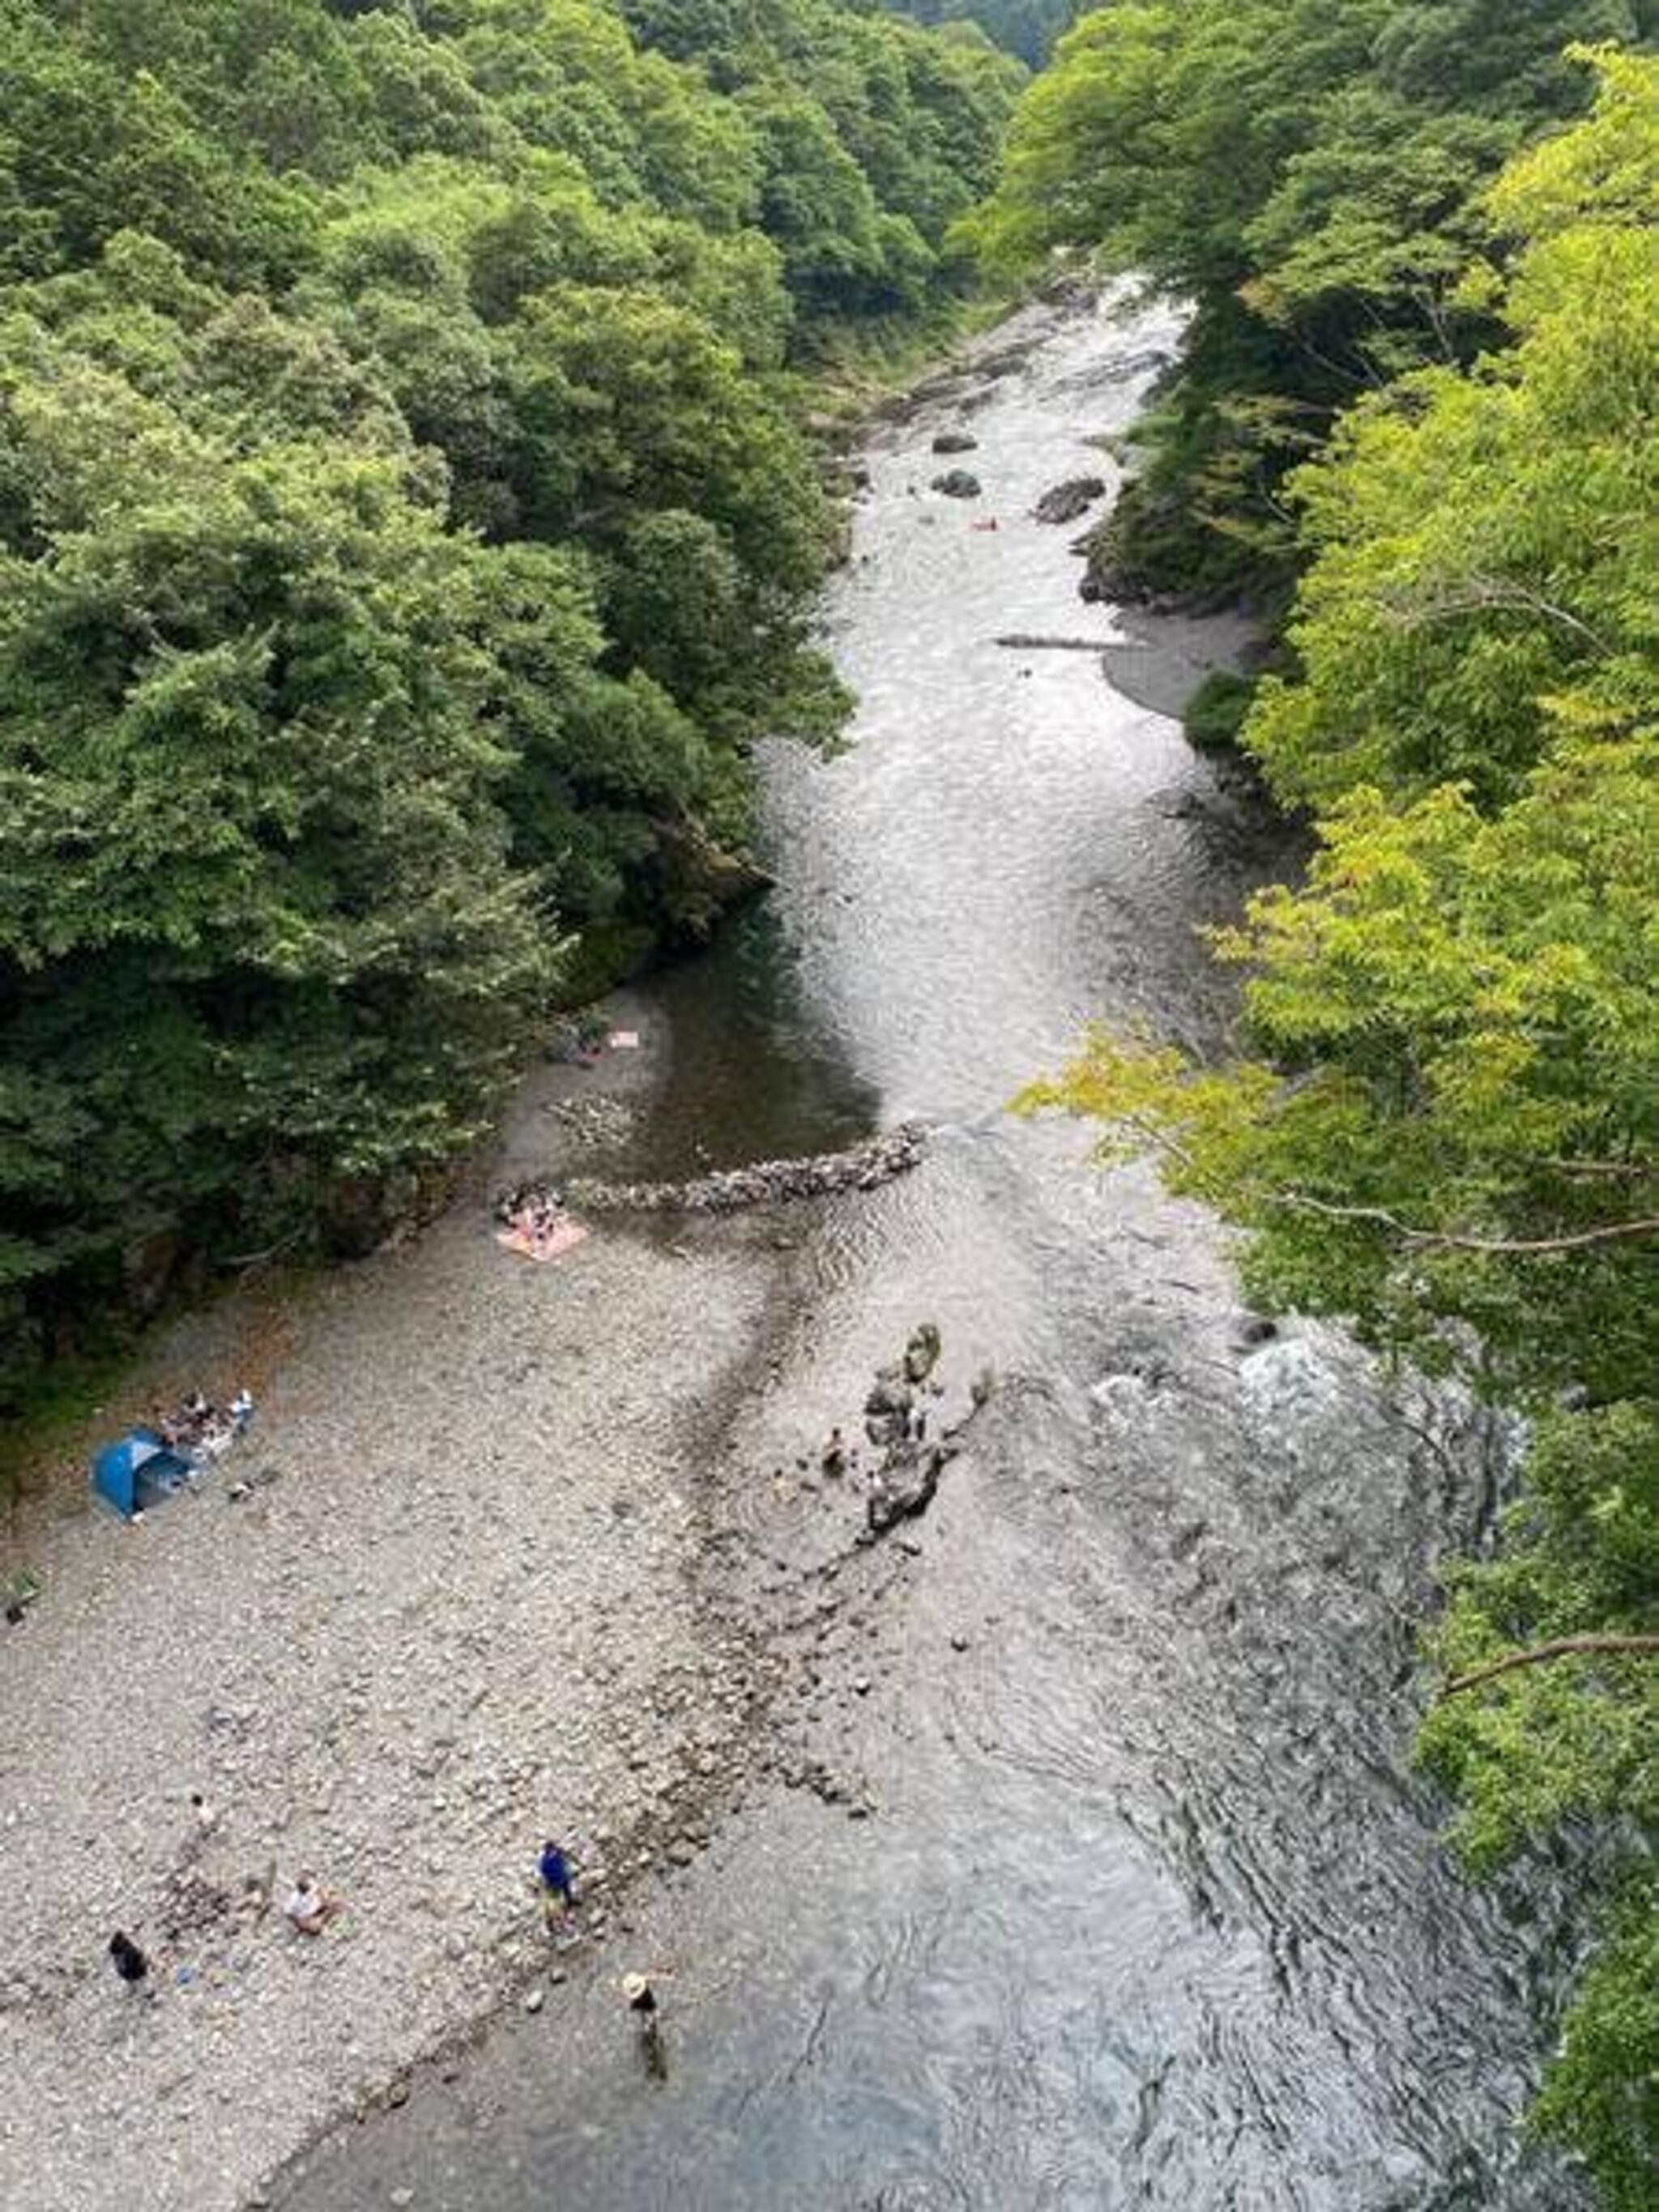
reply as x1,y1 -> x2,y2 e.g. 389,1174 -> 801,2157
1,1010 -> 796,2212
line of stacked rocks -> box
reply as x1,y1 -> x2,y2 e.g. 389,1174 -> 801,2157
568,1123 -> 926,1217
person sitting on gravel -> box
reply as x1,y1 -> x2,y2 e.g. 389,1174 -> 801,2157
284,1873 -> 340,1936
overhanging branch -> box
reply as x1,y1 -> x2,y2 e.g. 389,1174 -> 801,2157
1440,1634 -> 1659,1698
1270,1191 -> 1659,1256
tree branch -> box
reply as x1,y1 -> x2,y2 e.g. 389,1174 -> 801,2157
1269,1191 -> 1659,1255
1534,1156 -> 1657,1182
1380,574 -> 1611,656
1069,1093 -> 1657,1255
1440,1634 -> 1659,1698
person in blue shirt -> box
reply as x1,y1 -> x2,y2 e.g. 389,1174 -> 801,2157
538,1840 -> 575,1925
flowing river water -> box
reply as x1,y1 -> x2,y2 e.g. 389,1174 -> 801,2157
279,294 -> 1587,2210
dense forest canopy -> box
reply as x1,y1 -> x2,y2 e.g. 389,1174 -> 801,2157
0,0 -> 1021,1391
886,0 -> 1077,71
992,26 -> 1657,2206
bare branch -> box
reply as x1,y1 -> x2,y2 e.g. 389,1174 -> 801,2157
1066,1093 -> 1656,1254
1440,1634 -> 1659,1698
1270,1191 -> 1659,1255
1379,574 -> 1611,655
1533,1156 -> 1657,1182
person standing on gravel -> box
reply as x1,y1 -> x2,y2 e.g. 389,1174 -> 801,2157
108,1931 -> 151,1992
538,1839 -> 576,1925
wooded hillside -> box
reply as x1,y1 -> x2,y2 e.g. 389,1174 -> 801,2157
0,0 -> 1021,1393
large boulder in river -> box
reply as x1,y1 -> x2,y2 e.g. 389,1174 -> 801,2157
931,469 -> 981,500
1034,476 -> 1107,525
903,1323 -> 941,1383
864,1367 -> 914,1447
865,1441 -> 943,1535
932,430 -> 979,455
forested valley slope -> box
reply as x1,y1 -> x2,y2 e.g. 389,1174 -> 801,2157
0,0 -> 1020,1394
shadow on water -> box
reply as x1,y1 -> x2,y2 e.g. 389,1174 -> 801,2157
625,902 -> 881,1183
277,292 -> 1589,2212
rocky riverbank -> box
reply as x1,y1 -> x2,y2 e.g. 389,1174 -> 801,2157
0,1011 -> 821,2212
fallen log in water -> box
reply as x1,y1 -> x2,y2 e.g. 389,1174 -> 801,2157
567,1122 -> 927,1215
993,633 -> 1110,651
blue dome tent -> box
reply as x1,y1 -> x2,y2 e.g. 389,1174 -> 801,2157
92,1429 -> 197,1519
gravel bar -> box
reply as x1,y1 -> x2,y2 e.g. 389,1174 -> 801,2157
0,1013 -> 790,2212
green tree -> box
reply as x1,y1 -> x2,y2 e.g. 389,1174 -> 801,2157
0,0 -> 1007,1392
0,373 -> 557,1287
1248,56 -> 1659,812
1014,58 -> 1659,2199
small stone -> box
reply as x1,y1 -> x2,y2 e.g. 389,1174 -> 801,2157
950,1634 -> 970,1653
852,1677 -> 872,1696
390,2193 -> 415,2209
523,1988 -> 545,2014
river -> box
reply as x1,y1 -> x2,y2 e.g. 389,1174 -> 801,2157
278,292 -> 1587,2212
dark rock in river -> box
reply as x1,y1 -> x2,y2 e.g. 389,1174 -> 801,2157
903,1323 -> 941,1384
931,430 -> 979,455
931,470 -> 981,500
864,1367 -> 914,1449
975,343 -> 1038,381
1034,476 -> 1107,526
865,1440 -> 944,1535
